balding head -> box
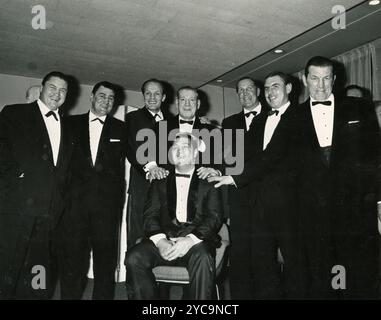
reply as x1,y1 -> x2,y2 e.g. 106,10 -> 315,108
26,85 -> 41,103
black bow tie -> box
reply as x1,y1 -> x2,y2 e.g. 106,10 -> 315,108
45,111 -> 59,121
268,110 -> 279,116
92,118 -> 104,124
245,111 -> 257,118
179,119 -> 194,125
175,173 -> 191,178
312,100 -> 332,106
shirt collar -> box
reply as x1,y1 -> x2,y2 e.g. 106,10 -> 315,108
243,102 -> 262,115
147,109 -> 163,120
271,101 -> 290,116
37,99 -> 60,118
310,93 -> 334,105
89,110 -> 107,122
179,116 -> 196,122
175,167 -> 195,177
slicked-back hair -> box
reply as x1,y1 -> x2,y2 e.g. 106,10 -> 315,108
141,78 -> 164,94
91,81 -> 116,95
41,71 -> 68,86
265,71 -> 291,85
304,56 -> 335,77
176,86 -> 199,99
235,76 -> 258,93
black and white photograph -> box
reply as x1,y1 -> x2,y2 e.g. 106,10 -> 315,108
0,0 -> 380,304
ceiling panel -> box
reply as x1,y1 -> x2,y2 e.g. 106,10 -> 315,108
0,0 -> 370,91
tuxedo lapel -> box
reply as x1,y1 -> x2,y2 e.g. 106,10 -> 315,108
31,103 -> 55,167
77,113 -> 92,166
304,100 -> 332,167
56,114 -> 68,168
166,173 -> 177,220
330,97 -> 345,166
142,107 -> 158,127
192,117 -> 202,130
268,104 -> 294,144
95,115 -> 110,166
187,174 -> 199,222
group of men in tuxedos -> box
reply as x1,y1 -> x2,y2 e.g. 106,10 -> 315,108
0,74 -> 129,299
210,56 -> 381,299
0,55 -> 380,300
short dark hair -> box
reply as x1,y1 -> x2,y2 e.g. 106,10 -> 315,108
176,86 -> 198,99
264,71 -> 291,85
305,56 -> 334,77
91,81 -> 116,95
141,78 -> 164,94
235,76 -> 258,93
41,71 -> 68,86
344,84 -> 365,96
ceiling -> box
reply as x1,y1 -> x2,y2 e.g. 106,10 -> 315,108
0,0 -> 377,92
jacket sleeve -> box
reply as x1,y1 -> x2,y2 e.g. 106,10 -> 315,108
190,186 -> 223,243
143,180 -> 164,238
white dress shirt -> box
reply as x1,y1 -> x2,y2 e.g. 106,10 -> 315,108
244,103 -> 262,131
310,94 -> 335,147
150,168 -> 202,246
263,101 -> 290,150
148,109 -> 163,122
143,110 -> 164,172
37,99 -> 61,166
179,116 -> 195,133
89,111 -> 106,165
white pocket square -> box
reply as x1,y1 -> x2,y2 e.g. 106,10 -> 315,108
110,139 -> 120,142
18,173 -> 25,178
348,120 -> 360,124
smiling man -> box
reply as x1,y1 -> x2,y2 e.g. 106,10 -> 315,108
58,81 -> 129,299
125,132 -> 222,300
209,72 -> 304,299
148,86 -> 221,177
217,76 -> 263,299
125,79 -> 170,249
0,71 -> 73,299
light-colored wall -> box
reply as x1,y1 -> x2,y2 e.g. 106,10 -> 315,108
0,73 -> 241,123
197,84 -> 241,124
223,87 -> 241,118
0,73 -> 143,114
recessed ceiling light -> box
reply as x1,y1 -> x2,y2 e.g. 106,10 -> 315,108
274,49 -> 284,54
216,79 -> 222,83
369,0 -> 380,5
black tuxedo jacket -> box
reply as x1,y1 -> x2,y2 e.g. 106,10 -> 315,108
0,101 -> 73,297
68,112 -> 128,205
221,109 -> 264,204
233,103 -> 300,214
0,101 -> 72,224
125,107 -> 168,196
143,172 -> 223,247
155,115 -> 222,170
297,96 -> 380,236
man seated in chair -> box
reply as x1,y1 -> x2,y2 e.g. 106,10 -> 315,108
125,132 -> 223,300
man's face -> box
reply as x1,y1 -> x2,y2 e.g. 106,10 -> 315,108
177,89 -> 200,120
170,136 -> 197,167
264,75 -> 291,109
39,76 -> 68,111
237,79 -> 260,110
90,85 -> 115,117
143,82 -> 166,112
303,65 -> 335,100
